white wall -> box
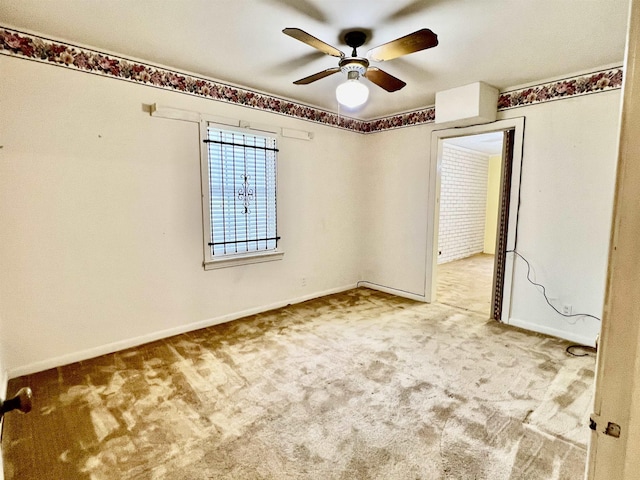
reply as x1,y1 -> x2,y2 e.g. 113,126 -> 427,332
499,92 -> 620,345
0,55 -> 366,375
359,125 -> 433,298
438,143 -> 490,264
362,90 -> 620,346
0,50 -> 622,375
483,154 -> 502,254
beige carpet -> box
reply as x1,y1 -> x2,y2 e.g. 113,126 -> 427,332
437,253 -> 495,316
2,289 -> 594,479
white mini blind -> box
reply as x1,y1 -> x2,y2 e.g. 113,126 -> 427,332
206,126 -> 278,256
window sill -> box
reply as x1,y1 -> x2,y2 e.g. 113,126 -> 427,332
203,250 -> 284,270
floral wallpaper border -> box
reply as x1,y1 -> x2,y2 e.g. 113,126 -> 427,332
0,27 -> 367,132
497,68 -> 623,111
0,27 -> 624,134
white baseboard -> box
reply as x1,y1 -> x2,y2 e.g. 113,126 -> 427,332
8,283 -> 357,378
357,281 -> 428,302
507,317 -> 597,347
0,368 -> 7,401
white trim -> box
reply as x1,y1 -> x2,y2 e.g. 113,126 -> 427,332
282,128 -> 313,140
200,113 -> 240,127
200,121 -> 281,268
199,119 -> 211,267
508,317 -> 597,347
8,284 -> 357,378
242,122 -> 280,135
502,121 -> 525,322
150,103 -> 201,123
205,121 -> 279,139
0,367 -> 7,400
426,118 -> 525,324
357,282 -> 428,302
148,106 -> 256,130
204,250 -> 284,270
149,107 -> 310,138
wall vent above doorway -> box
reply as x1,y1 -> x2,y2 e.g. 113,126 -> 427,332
435,82 -> 499,126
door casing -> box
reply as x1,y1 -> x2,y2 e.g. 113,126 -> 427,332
425,117 -> 525,322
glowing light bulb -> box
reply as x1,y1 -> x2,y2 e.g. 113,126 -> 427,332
336,78 -> 369,108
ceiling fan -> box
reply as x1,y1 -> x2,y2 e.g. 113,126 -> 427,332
283,27 -> 438,108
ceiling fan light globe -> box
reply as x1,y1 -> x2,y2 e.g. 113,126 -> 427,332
336,79 -> 369,108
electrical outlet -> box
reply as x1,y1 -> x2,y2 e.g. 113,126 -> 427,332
562,304 -> 572,315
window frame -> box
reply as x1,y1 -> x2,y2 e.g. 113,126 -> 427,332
199,119 -> 284,270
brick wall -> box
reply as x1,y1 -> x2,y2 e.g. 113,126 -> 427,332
438,143 -> 490,264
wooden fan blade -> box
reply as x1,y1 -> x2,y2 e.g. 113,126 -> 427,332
364,67 -> 406,92
283,28 -> 345,58
293,67 -> 341,85
367,29 -> 438,62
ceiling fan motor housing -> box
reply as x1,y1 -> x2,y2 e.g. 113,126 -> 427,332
344,30 -> 367,53
339,57 -> 369,78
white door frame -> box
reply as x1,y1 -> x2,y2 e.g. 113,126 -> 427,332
425,117 -> 525,322
587,0 -> 640,477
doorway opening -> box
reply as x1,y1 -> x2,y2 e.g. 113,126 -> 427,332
436,132 -> 504,316
426,118 -> 525,322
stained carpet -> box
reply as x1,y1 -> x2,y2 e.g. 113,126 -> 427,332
2,288 -> 594,479
437,253 -> 495,316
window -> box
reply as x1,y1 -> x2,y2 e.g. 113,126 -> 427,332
200,123 -> 282,269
